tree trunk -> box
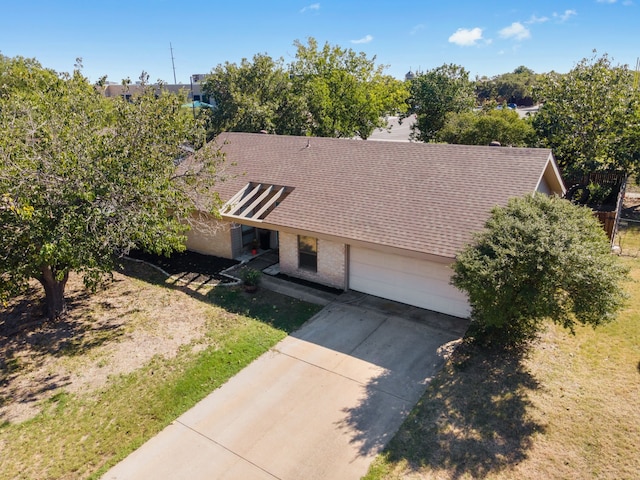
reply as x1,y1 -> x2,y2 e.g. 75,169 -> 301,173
38,266 -> 69,321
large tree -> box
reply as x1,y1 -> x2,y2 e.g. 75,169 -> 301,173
475,66 -> 539,107
452,194 -> 628,347
202,53 -> 309,136
202,38 -> 408,139
406,63 -> 476,142
289,38 -> 408,139
532,53 -> 640,178
0,56 -> 223,319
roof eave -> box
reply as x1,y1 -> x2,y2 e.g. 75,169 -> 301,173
219,215 -> 455,264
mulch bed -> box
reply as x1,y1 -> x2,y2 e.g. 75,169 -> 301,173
128,249 -> 344,294
274,272 -> 344,295
127,250 -> 239,283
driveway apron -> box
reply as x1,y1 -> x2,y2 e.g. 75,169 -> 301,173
103,297 -> 465,480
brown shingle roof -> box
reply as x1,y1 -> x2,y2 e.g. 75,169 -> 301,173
211,132 -> 559,259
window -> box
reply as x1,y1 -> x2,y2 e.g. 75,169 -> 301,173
298,236 -> 317,272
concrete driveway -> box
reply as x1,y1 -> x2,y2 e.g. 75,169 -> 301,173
103,292 -> 468,480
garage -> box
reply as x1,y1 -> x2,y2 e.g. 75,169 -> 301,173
348,246 -> 470,318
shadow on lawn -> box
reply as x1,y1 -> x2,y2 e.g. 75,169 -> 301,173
206,285 -> 322,334
0,281 -> 130,422
368,343 -> 544,479
121,258 -> 321,335
1,284 -> 126,359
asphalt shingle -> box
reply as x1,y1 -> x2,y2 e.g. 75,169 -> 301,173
209,132 -> 557,259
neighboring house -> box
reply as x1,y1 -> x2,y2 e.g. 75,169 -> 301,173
186,132 -> 565,318
101,75 -> 211,103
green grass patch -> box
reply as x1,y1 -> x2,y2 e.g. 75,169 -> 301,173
208,286 -> 320,334
615,221 -> 640,256
364,257 -> 640,480
0,269 -> 322,480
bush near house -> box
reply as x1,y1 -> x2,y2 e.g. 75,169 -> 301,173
452,194 -> 628,347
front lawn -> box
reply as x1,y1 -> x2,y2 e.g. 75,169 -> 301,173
0,260 -> 322,480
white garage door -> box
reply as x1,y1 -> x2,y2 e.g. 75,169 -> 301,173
349,247 -> 470,318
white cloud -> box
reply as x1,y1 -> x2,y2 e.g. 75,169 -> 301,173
351,35 -> 373,44
448,27 -> 484,46
300,3 -> 320,13
499,22 -> 531,41
410,24 -> 425,35
526,14 -> 549,24
596,0 -> 616,3
553,9 -> 577,22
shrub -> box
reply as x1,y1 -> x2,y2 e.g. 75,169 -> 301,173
452,194 -> 628,348
240,268 -> 262,287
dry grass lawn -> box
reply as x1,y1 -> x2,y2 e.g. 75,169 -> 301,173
0,260 -> 321,479
1,261 -> 216,424
364,256 -> 640,480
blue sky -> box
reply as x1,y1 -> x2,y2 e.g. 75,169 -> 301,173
1,1 -> 638,84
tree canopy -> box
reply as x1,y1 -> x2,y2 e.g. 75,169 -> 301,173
475,66 -> 540,107
532,53 -> 640,178
0,56 -> 223,319
202,37 -> 408,139
406,64 -> 476,142
452,194 -> 628,347
202,53 -> 308,136
437,106 -> 535,147
289,38 -> 408,138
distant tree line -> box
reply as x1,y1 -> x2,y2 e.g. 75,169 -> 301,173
475,65 -> 540,107
199,42 -> 640,181
405,53 -> 640,180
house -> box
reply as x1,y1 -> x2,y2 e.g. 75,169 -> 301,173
186,132 -> 565,318
101,74 -> 211,103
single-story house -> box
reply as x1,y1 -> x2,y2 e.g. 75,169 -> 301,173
185,132 -> 565,318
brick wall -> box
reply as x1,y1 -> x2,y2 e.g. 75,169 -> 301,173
279,232 -> 346,289
185,213 -> 236,259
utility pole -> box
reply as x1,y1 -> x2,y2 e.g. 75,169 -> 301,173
170,42 -> 177,84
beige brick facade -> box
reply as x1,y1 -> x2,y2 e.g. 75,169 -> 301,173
279,232 -> 346,290
185,213 -> 238,258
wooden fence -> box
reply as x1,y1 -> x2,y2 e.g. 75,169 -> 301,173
594,211 -> 617,240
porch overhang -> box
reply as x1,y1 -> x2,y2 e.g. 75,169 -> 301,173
220,182 -> 294,224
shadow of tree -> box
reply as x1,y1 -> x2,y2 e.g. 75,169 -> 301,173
120,256 -> 322,334
336,366 -> 435,462
1,276 -> 131,422
206,287 -> 322,334
127,250 -> 238,281
1,286 -> 126,359
367,342 -> 545,479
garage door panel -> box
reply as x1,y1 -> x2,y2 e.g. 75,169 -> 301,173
351,262 -> 441,288
349,247 -> 470,318
349,269 -> 457,300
